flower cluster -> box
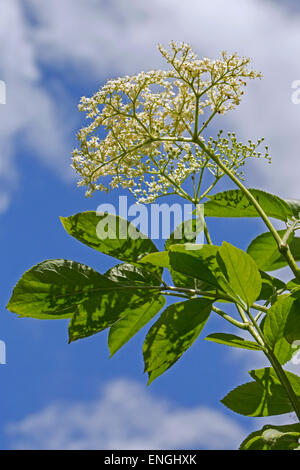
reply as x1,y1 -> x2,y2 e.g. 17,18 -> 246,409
72,41 -> 266,203
204,131 -> 270,181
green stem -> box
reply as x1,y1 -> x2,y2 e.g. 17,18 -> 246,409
281,219 -> 299,246
195,161 -> 207,200
163,286 -> 268,313
163,292 -> 190,299
195,138 -> 280,241
198,175 -> 221,202
266,349 -> 300,421
212,306 -> 247,329
236,304 -> 250,326
240,306 -> 300,421
203,223 -> 212,245
194,200 -> 213,245
193,95 -> 200,139
195,137 -> 300,283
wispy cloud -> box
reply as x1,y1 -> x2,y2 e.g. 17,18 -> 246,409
7,379 -> 245,450
1,0 -> 300,212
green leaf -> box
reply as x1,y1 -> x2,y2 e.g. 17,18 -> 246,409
285,199 -> 300,218
260,313 -> 300,365
60,211 -> 158,263
222,367 -> 300,417
168,270 -> 196,289
287,278 -> 300,292
240,423 -> 300,450
168,242 -> 262,307
168,244 -> 221,289
105,264 -> 165,355
108,295 -> 165,356
6,259 -> 163,344
68,285 -> 158,343
138,251 -> 170,269
257,271 -> 286,302
273,337 -> 300,365
165,219 -> 204,289
222,381 -> 285,417
6,259 -> 113,320
203,189 -> 293,222
165,219 -> 203,250
262,294 -> 300,347
258,311 -> 295,365
247,230 -> 300,271
217,241 -> 262,308
143,298 -> 212,384
205,333 -> 262,351
105,263 -> 159,286
250,367 -> 300,396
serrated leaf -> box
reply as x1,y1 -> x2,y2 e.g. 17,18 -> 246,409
247,230 -> 300,271
105,263 -> 165,355
203,189 -> 293,222
165,219 -> 203,250
143,298 -> 212,384
258,271 -> 286,302
60,211 -> 158,263
108,295 -> 165,356
168,244 -> 222,289
165,219 -> 204,289
262,308 -> 300,364
6,259 -> 165,344
285,199 -> 300,218
240,423 -> 300,450
222,367 -> 300,417
6,259 -> 114,319
138,251 -> 170,269
262,294 -> 300,347
105,263 -> 159,286
168,270 -> 196,290
250,367 -> 300,396
217,241 -> 262,308
287,278 -> 300,292
273,337 -> 300,365
168,242 -> 262,307
222,381 -> 281,417
205,333 -> 262,351
68,285 -> 159,343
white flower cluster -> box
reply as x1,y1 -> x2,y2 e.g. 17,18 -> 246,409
72,41 -> 266,203
205,131 -> 270,181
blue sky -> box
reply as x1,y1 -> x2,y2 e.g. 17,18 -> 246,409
0,0 -> 300,450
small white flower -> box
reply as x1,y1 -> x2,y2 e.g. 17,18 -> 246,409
72,42 -> 266,203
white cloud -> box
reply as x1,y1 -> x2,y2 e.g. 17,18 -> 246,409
7,379 -> 245,450
1,0 -> 300,212
0,0 -> 72,212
